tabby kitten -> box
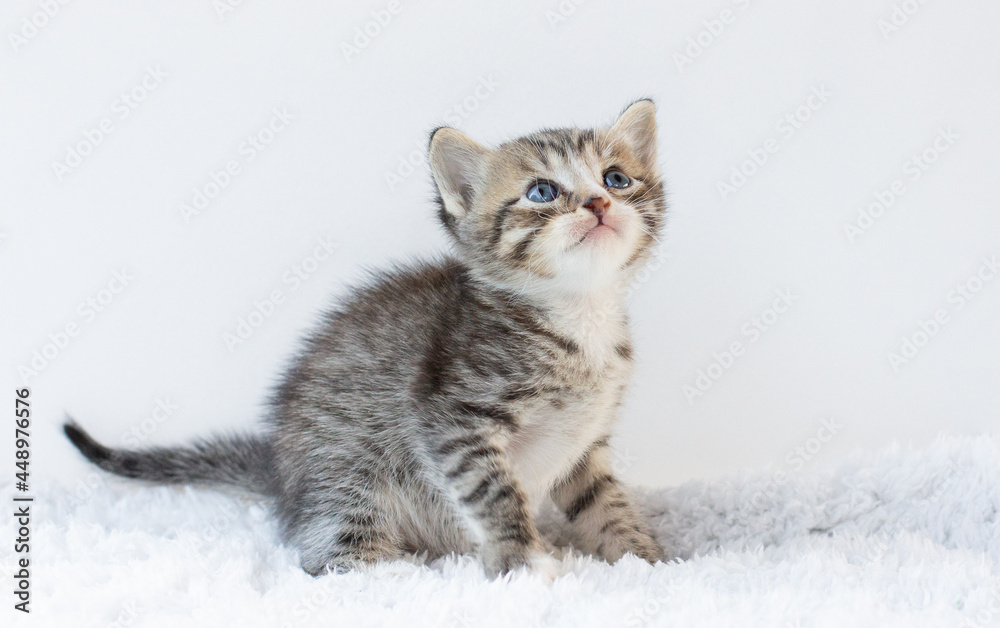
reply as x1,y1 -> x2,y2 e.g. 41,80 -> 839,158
64,100 -> 667,578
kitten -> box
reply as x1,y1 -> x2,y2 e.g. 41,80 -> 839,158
64,100 -> 668,578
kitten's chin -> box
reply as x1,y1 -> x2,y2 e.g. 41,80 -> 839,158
572,220 -> 641,267
549,239 -> 641,291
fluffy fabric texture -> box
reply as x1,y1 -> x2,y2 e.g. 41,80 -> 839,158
3,435 -> 998,628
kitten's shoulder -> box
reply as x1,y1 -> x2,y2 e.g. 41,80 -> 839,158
310,256 -> 469,336
348,256 -> 467,309
278,257 -> 468,384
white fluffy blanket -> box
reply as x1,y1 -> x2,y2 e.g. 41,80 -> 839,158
4,435 -> 998,628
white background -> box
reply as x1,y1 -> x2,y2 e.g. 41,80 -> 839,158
2,0 -> 998,490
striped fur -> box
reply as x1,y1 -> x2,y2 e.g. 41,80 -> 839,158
64,100 -> 668,577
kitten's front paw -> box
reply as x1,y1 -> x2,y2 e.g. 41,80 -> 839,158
603,530 -> 663,565
482,544 -> 562,581
482,547 -> 526,578
527,549 -> 561,581
631,535 -> 663,564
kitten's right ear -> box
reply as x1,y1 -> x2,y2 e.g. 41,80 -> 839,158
428,127 -> 490,221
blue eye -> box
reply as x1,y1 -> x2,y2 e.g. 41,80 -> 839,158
526,181 -> 559,203
604,170 -> 631,189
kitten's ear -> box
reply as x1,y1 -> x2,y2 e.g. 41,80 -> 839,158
428,127 -> 490,221
610,99 -> 658,169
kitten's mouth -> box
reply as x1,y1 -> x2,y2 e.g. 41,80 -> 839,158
578,219 -> 618,244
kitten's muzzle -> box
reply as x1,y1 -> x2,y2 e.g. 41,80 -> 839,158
582,194 -> 611,220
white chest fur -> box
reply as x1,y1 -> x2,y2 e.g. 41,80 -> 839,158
505,291 -> 632,507
506,386 -> 621,507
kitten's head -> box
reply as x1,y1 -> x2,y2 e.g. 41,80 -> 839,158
429,100 -> 665,294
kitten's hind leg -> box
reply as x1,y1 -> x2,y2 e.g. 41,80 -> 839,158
298,514 -> 404,576
292,488 -> 404,576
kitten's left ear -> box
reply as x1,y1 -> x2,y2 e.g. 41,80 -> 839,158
428,127 -> 491,222
610,99 -> 658,169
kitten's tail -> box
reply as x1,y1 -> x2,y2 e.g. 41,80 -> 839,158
63,419 -> 276,496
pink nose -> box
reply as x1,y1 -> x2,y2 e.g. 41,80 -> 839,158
583,195 -> 610,218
